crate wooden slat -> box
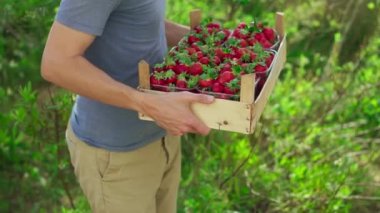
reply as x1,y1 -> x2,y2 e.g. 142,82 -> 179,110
138,10 -> 286,134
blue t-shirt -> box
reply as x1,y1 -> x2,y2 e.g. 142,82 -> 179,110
56,0 -> 167,151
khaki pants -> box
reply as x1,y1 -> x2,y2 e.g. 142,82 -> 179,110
65,125 -> 181,213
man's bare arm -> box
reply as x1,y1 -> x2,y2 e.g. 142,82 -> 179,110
41,22 -> 143,111
41,21 -> 213,136
165,20 -> 190,47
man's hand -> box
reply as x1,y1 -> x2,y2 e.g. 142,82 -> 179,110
139,92 -> 214,136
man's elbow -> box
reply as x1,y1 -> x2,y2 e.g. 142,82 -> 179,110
41,55 -> 58,83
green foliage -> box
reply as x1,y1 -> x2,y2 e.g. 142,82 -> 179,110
1,0 -> 380,212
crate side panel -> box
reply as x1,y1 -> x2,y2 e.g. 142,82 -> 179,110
138,89 -> 252,134
251,37 -> 287,131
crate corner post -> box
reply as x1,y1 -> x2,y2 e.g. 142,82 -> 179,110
240,73 -> 255,104
138,60 -> 150,90
190,9 -> 202,29
275,12 -> 285,39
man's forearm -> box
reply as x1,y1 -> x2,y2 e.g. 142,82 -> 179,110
165,20 -> 190,47
41,54 -> 144,112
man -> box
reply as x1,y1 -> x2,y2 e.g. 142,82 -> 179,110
41,0 -> 214,212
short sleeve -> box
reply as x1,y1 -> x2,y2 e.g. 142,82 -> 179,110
55,0 -> 121,36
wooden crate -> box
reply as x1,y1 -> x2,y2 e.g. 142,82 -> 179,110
138,10 -> 286,134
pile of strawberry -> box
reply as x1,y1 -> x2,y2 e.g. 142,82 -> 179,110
150,21 -> 278,100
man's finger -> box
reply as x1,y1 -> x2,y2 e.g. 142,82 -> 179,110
184,92 -> 214,104
191,117 -> 211,136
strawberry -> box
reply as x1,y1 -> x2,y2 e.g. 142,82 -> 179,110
187,75 -> 200,88
254,33 -> 267,43
200,56 -> 210,65
174,53 -> 192,74
239,39 -> 248,48
224,78 -> 240,94
199,77 -> 214,88
233,48 -> 245,59
215,48 -> 225,60
186,47 -> 197,55
261,40 -> 272,48
176,80 -> 187,88
241,63 -> 256,74
237,22 -> 247,29
174,63 -> 189,74
213,56 -> 221,66
190,43 -> 202,52
153,63 -> 165,72
241,49 -> 257,63
176,73 -> 188,89
247,37 -> 257,46
189,62 -> 203,75
265,53 -> 275,67
218,71 -> 235,84
220,63 -> 232,73
150,72 -> 166,87
232,28 -> 250,40
231,63 -> 244,76
194,25 -> 202,33
196,51 -> 204,60
198,66 -> 218,88
255,64 -> 268,79
263,27 -> 276,43
212,82 -> 224,93
207,22 -> 221,30
194,25 -> 203,33
164,70 -> 177,84
188,35 -> 200,44
222,29 -> 231,40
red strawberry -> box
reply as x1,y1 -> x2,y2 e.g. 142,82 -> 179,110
187,75 -> 200,88
198,66 -> 218,88
186,47 -> 197,55
150,72 -> 166,86
164,70 -> 177,84
199,78 -> 214,88
176,80 -> 187,89
255,64 -> 268,79
254,33 -> 267,42
220,63 -> 232,73
232,28 -> 250,39
196,51 -> 204,60
218,71 -> 235,84
176,73 -> 188,88
263,27 -> 276,43
237,22 -> 247,29
247,37 -> 257,46
239,39 -> 248,48
265,53 -> 275,67
194,25 -> 202,33
213,56 -> 221,66
215,48 -> 225,60
241,63 -> 256,74
224,78 -> 240,94
188,35 -> 200,44
190,43 -> 201,52
200,56 -> 210,65
222,29 -> 231,40
261,40 -> 272,48
189,62 -> 203,75
233,48 -> 245,59
212,82 -> 224,93
153,63 -> 165,72
207,22 -> 221,29
174,63 -> 189,74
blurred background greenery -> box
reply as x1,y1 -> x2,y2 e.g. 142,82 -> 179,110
1,0 -> 380,212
